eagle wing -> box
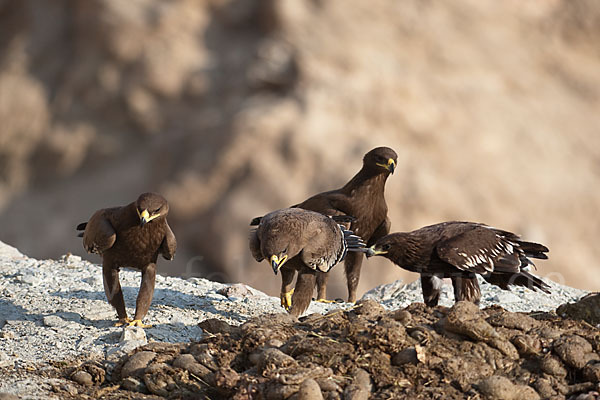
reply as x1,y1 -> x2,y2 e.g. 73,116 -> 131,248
436,225 -> 521,274
160,222 -> 177,260
249,228 -> 264,262
81,209 -> 117,254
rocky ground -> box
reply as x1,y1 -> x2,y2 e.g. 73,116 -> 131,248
0,241 -> 598,399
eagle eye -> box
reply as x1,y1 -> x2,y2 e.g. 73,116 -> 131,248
382,244 -> 391,251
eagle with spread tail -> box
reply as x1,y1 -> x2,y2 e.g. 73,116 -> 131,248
367,221 -> 550,306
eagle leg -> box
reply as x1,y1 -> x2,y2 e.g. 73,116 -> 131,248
133,263 -> 156,325
102,263 -> 128,322
316,271 -> 329,301
280,267 -> 295,311
344,252 -> 363,303
451,274 -> 481,305
281,289 -> 294,311
289,269 -> 317,318
420,274 -> 441,307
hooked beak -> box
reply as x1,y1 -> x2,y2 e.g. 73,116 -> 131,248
270,254 -> 288,275
139,209 -> 150,226
376,158 -> 396,174
366,245 -> 387,258
387,158 -> 396,174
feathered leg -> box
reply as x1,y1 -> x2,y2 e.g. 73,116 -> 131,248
420,274 -> 441,307
130,263 -> 156,328
344,252 -> 363,303
316,271 -> 335,303
289,268 -> 317,318
451,274 -> 481,305
102,263 -> 130,326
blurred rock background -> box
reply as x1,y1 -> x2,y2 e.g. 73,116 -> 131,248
0,0 -> 599,298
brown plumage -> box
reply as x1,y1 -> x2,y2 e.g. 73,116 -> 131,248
249,208 -> 366,317
77,192 -> 176,327
366,221 -> 550,306
252,147 -> 397,306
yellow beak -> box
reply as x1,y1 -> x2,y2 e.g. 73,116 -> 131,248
270,254 -> 288,274
376,158 -> 396,174
366,245 -> 387,258
137,209 -> 159,226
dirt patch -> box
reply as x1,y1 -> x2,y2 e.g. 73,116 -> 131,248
46,299 -> 600,399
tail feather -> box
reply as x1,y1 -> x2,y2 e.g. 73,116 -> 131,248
340,225 -> 366,252
518,240 -> 549,259
77,232 -> 84,238
76,222 -> 87,231
482,270 -> 551,294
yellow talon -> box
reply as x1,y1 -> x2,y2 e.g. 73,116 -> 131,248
316,298 -> 336,304
114,317 -> 132,327
127,319 -> 152,328
280,289 -> 294,311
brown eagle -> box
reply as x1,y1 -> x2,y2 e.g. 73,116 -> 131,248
252,146 -> 397,309
366,221 -> 550,306
249,208 -> 366,317
77,192 -> 176,327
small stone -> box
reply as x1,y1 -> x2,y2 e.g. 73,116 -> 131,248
540,356 -> 567,378
477,375 -> 540,400
43,315 -> 66,328
583,362 -> 600,382
198,318 -> 236,335
294,378 -> 324,400
0,351 -> 13,368
391,310 -> 412,325
71,370 -> 93,386
120,327 -> 147,343
512,335 -> 541,357
62,383 -> 78,395
18,275 -> 40,285
173,354 -> 212,378
121,376 -> 146,392
392,348 -> 419,366
258,348 -> 297,372
489,292 -> 521,303
217,283 -> 252,299
121,351 -> 156,378
553,335 -> 593,369
0,331 -> 14,339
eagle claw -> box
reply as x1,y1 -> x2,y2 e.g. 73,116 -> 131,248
114,317 -> 132,327
280,289 -> 294,311
127,319 -> 152,328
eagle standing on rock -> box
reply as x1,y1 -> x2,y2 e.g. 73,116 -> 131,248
366,221 -> 550,306
252,146 -> 397,310
77,192 -> 176,327
249,208 -> 366,317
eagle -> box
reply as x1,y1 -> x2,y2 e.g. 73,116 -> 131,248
252,146 -> 397,310
77,192 -> 176,327
249,208 -> 366,317
366,221 -> 550,306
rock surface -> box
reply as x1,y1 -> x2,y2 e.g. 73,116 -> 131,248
0,241 -> 598,399
0,0 -> 600,300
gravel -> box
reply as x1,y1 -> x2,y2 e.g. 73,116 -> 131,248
0,241 -> 589,399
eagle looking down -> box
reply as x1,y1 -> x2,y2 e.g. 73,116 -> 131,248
367,221 -> 550,306
252,146 -> 397,310
77,192 -> 176,328
249,208 -> 366,317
